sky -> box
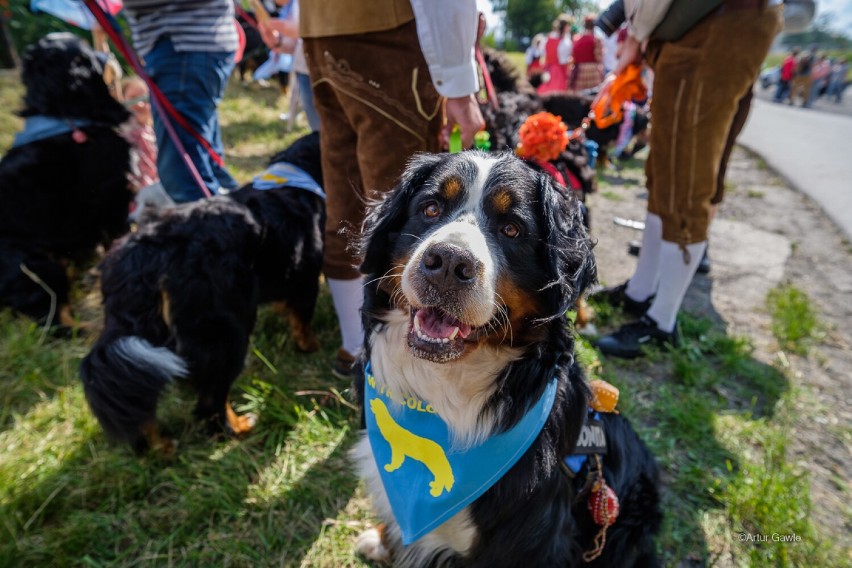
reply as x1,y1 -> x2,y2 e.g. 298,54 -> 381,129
477,0 -> 852,39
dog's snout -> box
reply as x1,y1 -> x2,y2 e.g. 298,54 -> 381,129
421,243 -> 478,290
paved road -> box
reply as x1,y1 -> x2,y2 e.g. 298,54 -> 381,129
738,98 -> 852,239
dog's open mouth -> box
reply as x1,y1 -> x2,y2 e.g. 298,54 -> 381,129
407,306 -> 474,362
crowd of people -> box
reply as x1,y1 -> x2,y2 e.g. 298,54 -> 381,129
526,13 -> 612,94
775,45 -> 848,106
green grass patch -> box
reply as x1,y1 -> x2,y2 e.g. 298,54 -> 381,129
581,310 -> 840,565
766,284 -> 819,355
600,190 -> 625,202
0,73 -> 24,152
746,188 -> 766,199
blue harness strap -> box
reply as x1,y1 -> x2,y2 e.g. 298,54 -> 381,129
12,116 -> 94,148
364,362 -> 557,545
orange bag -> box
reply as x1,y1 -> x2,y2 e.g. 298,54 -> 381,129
591,64 -> 647,130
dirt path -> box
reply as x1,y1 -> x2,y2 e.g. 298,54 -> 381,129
587,146 -> 852,548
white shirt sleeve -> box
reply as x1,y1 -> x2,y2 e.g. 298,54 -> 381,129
558,37 -> 572,64
624,0 -> 676,42
409,0 -> 480,98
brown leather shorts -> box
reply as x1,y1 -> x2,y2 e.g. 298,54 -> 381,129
644,5 -> 782,246
304,21 -> 443,279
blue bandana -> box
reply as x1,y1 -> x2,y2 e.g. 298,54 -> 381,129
364,362 -> 557,545
12,116 -> 93,148
251,163 -> 325,200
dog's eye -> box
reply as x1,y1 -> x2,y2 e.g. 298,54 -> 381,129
422,202 -> 442,219
501,223 -> 520,238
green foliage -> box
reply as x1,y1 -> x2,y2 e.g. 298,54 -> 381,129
6,0 -> 88,54
495,0 -> 597,46
766,284 -> 819,355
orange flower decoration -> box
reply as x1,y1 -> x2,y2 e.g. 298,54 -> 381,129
516,112 -> 569,162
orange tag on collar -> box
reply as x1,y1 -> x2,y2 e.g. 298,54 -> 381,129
589,379 -> 619,413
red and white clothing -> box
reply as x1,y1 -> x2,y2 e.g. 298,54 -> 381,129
538,33 -> 571,94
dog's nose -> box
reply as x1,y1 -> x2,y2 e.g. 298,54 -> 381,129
420,243 -> 478,291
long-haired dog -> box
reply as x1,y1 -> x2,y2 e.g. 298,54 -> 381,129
479,49 -> 597,198
0,33 -> 133,327
352,152 -> 661,566
481,48 -> 648,171
80,133 -> 325,453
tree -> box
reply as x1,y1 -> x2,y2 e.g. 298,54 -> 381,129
491,0 -> 599,50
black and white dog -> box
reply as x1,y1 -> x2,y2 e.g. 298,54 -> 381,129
353,152 -> 661,566
0,33 -> 132,328
80,133 -> 325,454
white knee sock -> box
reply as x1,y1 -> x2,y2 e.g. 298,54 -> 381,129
646,241 -> 707,333
327,277 -> 365,356
626,213 -> 663,302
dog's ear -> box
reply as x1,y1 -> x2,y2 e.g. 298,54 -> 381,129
536,172 -> 597,318
359,153 -> 444,276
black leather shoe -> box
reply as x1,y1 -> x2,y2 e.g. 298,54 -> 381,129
594,315 -> 679,358
588,281 -> 653,317
697,249 -> 711,274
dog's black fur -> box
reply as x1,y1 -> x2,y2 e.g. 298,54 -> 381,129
80,133 -> 325,453
355,152 -> 661,566
0,33 -> 133,326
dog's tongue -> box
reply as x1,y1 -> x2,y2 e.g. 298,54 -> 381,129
416,307 -> 472,340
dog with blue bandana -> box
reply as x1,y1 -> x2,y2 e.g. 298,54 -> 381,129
353,151 -> 661,566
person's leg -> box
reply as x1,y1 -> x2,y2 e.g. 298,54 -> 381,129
144,40 -> 236,203
305,22 -> 441,371
625,213 -> 663,302
597,6 -> 781,357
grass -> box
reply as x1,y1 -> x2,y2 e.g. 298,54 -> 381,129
0,71 -> 845,566
766,284 -> 819,355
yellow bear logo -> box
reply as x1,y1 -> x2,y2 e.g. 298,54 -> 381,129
370,398 -> 455,497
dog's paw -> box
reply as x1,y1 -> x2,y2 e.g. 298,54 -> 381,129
226,408 -> 258,437
296,334 -> 320,353
356,528 -> 391,564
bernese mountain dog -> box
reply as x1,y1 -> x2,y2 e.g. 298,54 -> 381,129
0,33 -> 133,328
80,132 -> 325,454
353,151 -> 661,566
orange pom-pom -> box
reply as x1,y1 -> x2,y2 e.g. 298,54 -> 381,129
516,112 -> 569,162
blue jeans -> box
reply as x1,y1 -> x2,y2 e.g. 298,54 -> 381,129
144,39 -> 237,203
296,72 -> 320,131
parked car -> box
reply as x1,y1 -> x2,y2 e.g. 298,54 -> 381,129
760,66 -> 780,90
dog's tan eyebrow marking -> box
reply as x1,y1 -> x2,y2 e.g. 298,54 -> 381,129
441,177 -> 463,201
491,189 -> 513,215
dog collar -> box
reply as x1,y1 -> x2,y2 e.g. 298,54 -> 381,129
364,362 -> 557,545
12,116 -> 94,148
251,162 -> 325,200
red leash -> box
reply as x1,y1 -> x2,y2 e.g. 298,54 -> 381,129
234,3 -> 259,30
475,46 -> 499,111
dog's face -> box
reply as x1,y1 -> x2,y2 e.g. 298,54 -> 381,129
361,152 -> 595,364
20,33 -> 129,125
